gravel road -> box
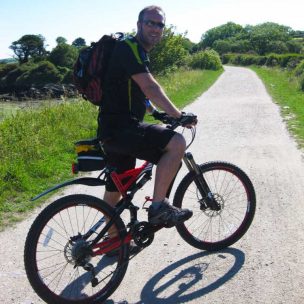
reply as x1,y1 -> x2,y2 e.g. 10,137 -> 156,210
1,66 -> 304,304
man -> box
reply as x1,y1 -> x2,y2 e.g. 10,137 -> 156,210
98,5 -> 196,229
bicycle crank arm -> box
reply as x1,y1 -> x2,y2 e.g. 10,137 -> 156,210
91,233 -> 132,256
91,223 -> 164,256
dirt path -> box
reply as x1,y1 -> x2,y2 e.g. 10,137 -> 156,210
1,66 -> 304,303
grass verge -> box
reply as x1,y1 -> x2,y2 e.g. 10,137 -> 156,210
251,66 -> 304,148
0,68 -> 223,229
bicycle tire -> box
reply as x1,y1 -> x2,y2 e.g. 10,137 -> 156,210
24,194 -> 129,304
173,161 -> 256,251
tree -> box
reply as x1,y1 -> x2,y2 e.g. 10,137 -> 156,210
49,44 -> 78,68
201,22 -> 244,49
267,41 -> 288,54
72,37 -> 86,48
149,26 -> 188,74
9,34 -> 47,64
56,36 -> 67,45
212,40 -> 232,54
249,22 -> 292,55
179,36 -> 196,53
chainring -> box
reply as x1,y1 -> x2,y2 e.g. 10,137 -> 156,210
132,221 -> 154,248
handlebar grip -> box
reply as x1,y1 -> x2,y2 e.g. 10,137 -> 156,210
178,113 -> 197,127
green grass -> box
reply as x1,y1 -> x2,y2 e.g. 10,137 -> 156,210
0,103 -> 20,121
146,68 -> 223,123
157,69 -> 223,107
251,66 -> 304,147
0,100 -> 99,228
0,68 -> 222,229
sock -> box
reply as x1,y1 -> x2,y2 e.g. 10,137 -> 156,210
151,201 -> 163,210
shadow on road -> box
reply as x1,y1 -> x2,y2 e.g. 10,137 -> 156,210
139,247 -> 244,304
105,248 -> 245,304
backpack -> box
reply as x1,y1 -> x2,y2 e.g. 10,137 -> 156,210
73,33 -> 124,105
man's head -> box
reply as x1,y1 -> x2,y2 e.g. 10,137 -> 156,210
136,6 -> 166,51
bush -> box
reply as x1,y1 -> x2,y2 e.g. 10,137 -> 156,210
57,66 -> 70,76
189,49 -> 222,70
293,60 -> 304,77
15,61 -> 62,88
266,54 -> 279,67
56,66 -> 73,83
300,75 -> 304,91
277,54 -> 304,68
0,63 -> 18,78
61,69 -> 73,84
223,53 -> 304,68
0,62 -> 37,91
287,40 -> 304,53
221,53 -> 234,64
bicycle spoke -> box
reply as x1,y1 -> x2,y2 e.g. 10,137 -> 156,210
25,195 -> 129,303
174,162 -> 255,250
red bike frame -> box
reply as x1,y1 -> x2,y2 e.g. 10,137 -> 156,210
110,160 -> 151,198
91,160 -> 155,256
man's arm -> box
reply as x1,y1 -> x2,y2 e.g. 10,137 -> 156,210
132,72 -> 181,119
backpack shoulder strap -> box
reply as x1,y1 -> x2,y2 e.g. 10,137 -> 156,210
123,37 -> 143,65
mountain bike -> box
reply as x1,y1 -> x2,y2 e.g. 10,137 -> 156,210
24,113 -> 256,303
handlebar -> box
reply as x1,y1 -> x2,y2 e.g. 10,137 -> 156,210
152,111 -> 197,130
152,111 -> 197,149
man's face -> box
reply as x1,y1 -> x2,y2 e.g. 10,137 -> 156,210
137,10 -> 165,49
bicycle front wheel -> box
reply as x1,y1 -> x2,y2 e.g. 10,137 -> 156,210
24,194 -> 129,304
173,162 -> 256,251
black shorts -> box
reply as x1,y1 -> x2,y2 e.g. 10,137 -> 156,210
102,122 -> 176,192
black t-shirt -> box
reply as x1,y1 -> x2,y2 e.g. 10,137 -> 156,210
99,36 -> 150,139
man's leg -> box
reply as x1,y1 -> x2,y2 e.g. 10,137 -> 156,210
101,151 -> 135,238
103,191 -> 121,238
148,133 -> 192,226
153,133 -> 186,202
103,191 -> 121,208
103,189 -> 141,256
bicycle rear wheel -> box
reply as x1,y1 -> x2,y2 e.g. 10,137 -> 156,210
173,161 -> 256,251
24,194 -> 129,304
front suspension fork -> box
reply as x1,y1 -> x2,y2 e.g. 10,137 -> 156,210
183,152 -> 220,211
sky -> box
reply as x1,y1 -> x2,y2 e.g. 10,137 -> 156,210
0,0 -> 303,59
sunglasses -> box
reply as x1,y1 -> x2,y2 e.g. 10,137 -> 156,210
142,19 -> 165,30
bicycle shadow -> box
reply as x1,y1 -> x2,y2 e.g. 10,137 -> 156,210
135,247 -> 245,304
59,255 -> 118,298
84,247 -> 244,304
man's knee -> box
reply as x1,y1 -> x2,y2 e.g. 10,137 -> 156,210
166,133 -> 186,154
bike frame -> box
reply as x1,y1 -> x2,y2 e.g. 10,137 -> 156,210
87,152 -> 213,256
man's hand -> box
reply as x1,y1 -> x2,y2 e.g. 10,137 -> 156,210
179,112 -> 198,128
152,110 -> 174,124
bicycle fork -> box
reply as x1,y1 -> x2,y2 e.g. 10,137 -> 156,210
183,152 -> 221,211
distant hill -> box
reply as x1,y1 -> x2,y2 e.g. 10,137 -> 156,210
0,58 -> 17,64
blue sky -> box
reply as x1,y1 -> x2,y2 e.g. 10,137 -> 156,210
0,0 -> 303,59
